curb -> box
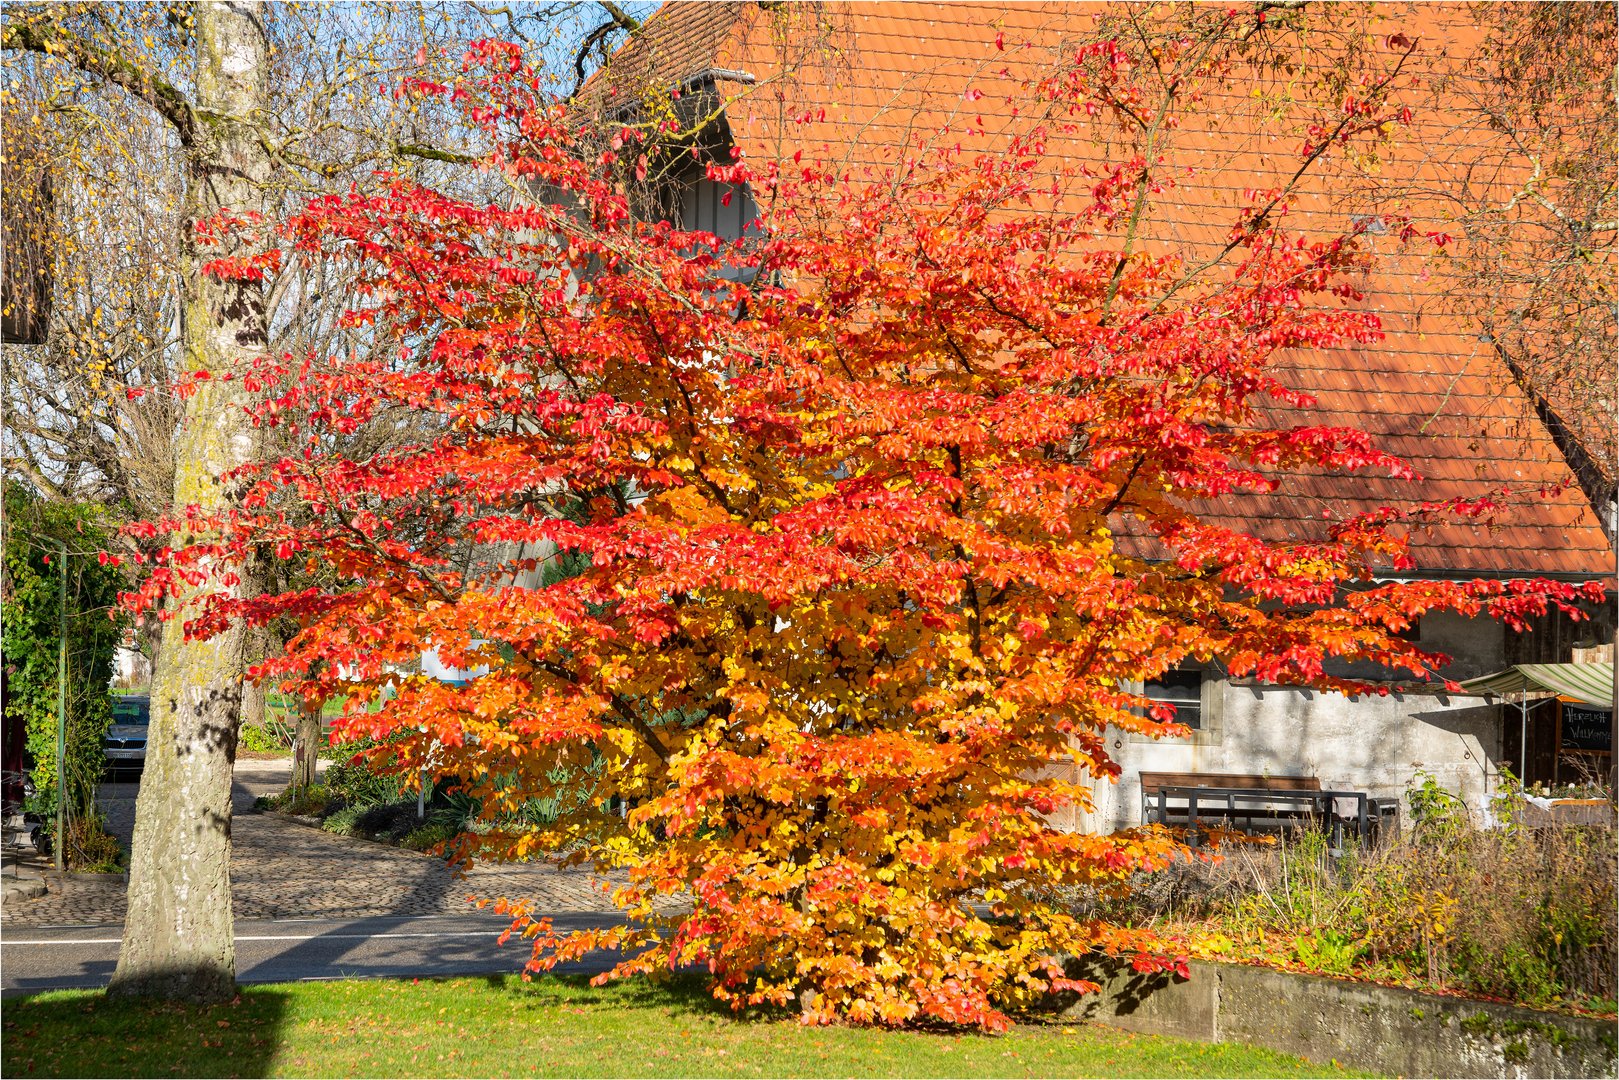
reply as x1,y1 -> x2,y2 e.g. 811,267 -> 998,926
258,809 -> 447,861
2,874 -> 47,904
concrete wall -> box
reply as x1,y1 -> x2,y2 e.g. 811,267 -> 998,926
1082,611 -> 1511,832
1060,958 -> 1617,1080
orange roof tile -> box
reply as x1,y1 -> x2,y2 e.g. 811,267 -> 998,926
579,1 -> 755,115
594,1 -> 1614,578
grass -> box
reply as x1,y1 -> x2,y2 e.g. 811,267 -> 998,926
0,974 -> 1372,1079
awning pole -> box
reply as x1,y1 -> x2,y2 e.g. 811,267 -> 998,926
1520,693 -> 1528,782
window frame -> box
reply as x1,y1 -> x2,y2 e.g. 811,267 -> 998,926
1126,664 -> 1225,746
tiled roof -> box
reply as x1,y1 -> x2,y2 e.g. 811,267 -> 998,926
577,1 -> 754,116
592,2 -> 1613,578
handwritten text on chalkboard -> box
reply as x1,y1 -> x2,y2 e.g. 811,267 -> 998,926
1562,705 -> 1613,752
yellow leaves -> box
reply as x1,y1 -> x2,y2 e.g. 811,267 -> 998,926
701,465 -> 757,492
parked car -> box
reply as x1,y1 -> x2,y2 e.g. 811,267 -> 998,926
105,694 -> 150,777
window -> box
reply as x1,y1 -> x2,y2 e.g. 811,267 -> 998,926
1144,669 -> 1203,730
677,179 -> 761,287
1126,666 -> 1223,746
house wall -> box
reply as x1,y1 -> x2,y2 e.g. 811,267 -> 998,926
111,644 -> 152,689
1077,610 -> 1510,832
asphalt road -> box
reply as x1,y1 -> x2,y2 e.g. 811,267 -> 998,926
1,912 -> 627,997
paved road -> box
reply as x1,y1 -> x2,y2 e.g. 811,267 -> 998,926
1,912 -> 627,996
1,757 -> 640,995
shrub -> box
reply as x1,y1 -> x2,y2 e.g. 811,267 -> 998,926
38,814 -> 125,873
262,783 -> 334,817
239,721 -> 292,753
402,821 -> 458,852
354,801 -> 426,842
324,741 -> 406,807
1,481 -> 124,865
321,805 -> 363,837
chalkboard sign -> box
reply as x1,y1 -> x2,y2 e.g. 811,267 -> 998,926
1561,704 -> 1613,752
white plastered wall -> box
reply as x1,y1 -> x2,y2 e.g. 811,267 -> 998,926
1075,610 -> 1509,832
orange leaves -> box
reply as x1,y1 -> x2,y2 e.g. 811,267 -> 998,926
112,38 -> 1611,1032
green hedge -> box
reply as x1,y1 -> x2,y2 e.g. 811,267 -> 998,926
0,482 -> 125,864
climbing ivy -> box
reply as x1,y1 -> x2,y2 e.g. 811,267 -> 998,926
0,481 -> 126,863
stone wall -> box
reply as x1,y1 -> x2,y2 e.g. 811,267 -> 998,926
1060,959 -> 1617,1079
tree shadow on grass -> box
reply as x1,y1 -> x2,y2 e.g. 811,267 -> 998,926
472,969 -> 793,1024
2,981 -> 290,1079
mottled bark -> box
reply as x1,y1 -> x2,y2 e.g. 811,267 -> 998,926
240,673 -> 266,734
239,623 -> 268,734
138,616 -> 165,688
291,701 -> 320,791
109,1 -> 269,1004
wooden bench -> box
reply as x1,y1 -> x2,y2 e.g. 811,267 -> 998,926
1139,771 -> 1396,848
1140,771 -> 1320,823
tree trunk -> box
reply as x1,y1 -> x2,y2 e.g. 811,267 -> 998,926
239,622 -> 268,733
138,615 -> 165,690
110,0 -> 269,1004
240,650 -> 267,732
291,699 -> 320,791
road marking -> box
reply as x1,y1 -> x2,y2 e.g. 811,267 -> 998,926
238,931 -> 506,942
3,930 -> 509,946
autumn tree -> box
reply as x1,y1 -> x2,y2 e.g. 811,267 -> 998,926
132,37 -> 1604,1026
2,0 -> 658,1000
1,2 -> 514,655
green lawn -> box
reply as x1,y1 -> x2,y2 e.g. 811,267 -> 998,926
2,974 -> 1370,1079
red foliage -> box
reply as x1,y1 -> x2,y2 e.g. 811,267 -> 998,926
126,39 -> 1600,1028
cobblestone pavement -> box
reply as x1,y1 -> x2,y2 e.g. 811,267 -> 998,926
2,759 -> 622,928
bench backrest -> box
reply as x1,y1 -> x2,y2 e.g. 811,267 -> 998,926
1139,771 -> 1321,794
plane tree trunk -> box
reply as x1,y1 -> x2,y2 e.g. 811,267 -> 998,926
109,0 -> 270,1003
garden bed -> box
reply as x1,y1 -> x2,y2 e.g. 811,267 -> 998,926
254,786 -> 464,855
1063,777 -> 1617,1021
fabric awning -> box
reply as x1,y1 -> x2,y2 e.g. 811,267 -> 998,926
1461,663 -> 1615,709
